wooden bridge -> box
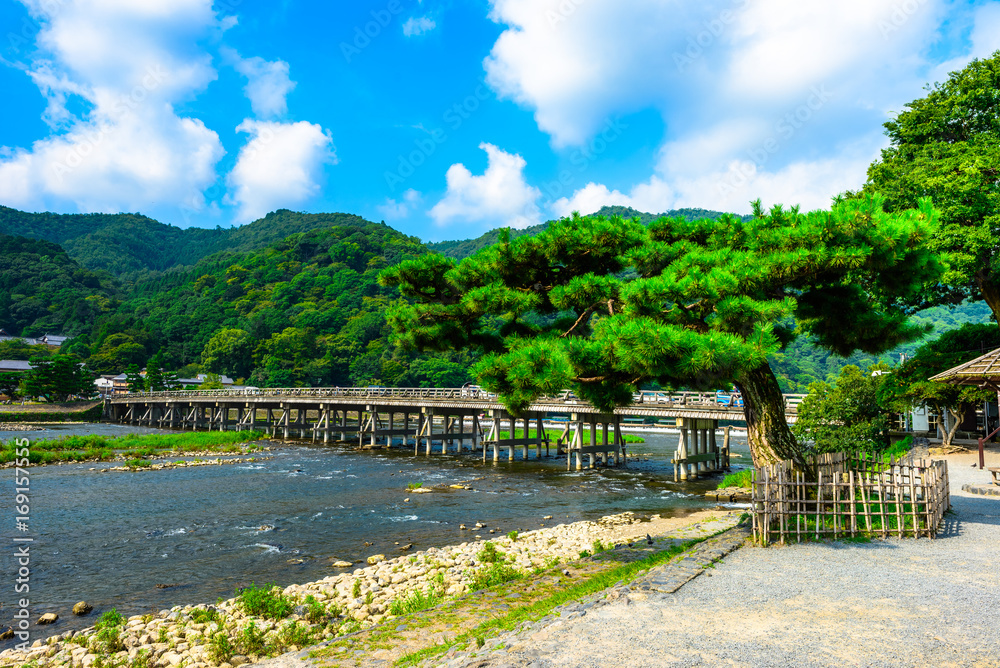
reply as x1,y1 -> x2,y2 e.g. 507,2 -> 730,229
104,387 -> 804,478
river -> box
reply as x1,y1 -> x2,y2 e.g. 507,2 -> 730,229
0,423 -> 751,643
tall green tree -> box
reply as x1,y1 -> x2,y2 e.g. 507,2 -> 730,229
381,196 -> 944,468
23,355 -> 93,402
0,372 -> 26,401
124,364 -> 145,393
201,328 -> 255,379
793,365 -> 891,456
863,50 -> 1000,318
145,350 -> 166,392
881,323 -> 1000,446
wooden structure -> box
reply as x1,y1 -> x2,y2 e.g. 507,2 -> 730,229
105,386 -> 805,472
752,452 -> 950,544
929,346 -> 1000,469
672,420 -> 731,481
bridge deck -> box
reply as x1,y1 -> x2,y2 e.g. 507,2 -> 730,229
106,387 -> 802,422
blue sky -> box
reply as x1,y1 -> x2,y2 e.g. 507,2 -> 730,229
1,0 -> 998,242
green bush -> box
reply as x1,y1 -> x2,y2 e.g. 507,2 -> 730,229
477,542 -> 504,564
237,583 -> 294,620
236,621 -> 268,656
208,632 -> 234,664
469,563 -> 522,591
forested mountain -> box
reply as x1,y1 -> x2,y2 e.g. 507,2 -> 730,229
0,206 -> 377,280
73,220 -> 477,387
426,205 -> 755,260
0,204 -> 993,391
0,234 -> 120,337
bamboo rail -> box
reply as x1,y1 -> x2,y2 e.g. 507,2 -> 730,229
752,452 -> 950,545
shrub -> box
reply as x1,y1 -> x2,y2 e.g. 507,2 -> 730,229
190,607 -> 220,624
507,530 -> 518,542
469,563 -> 522,591
208,632 -> 234,664
477,542 -> 504,564
236,621 -> 268,656
237,583 -> 294,620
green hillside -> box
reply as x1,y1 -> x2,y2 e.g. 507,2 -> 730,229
0,233 -> 120,337
0,206 -> 376,280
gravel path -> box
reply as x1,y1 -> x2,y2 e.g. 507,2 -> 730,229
451,453 -> 1000,668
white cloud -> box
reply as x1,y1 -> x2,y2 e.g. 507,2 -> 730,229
378,189 -> 422,219
403,16 -> 437,37
226,120 -> 336,224
0,0 -> 228,218
223,48 -> 297,118
430,143 -> 542,229
487,0 -> 993,218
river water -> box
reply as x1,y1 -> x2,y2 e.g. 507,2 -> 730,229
0,423 -> 750,643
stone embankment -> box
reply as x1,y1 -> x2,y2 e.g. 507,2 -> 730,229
0,510 -> 736,668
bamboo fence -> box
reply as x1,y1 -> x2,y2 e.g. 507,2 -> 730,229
751,452 -> 950,545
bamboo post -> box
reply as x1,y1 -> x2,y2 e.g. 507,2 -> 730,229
816,470 -> 822,541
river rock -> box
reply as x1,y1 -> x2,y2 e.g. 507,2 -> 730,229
0,627 -> 13,640
72,601 -> 93,616
330,559 -> 353,568
367,554 -> 385,565
38,613 -> 58,624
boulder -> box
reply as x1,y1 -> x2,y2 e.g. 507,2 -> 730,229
0,627 -> 13,640
367,554 -> 385,565
72,601 -> 93,616
38,612 -> 58,624
330,559 -> 353,568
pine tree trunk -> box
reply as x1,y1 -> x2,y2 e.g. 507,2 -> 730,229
734,362 -> 807,470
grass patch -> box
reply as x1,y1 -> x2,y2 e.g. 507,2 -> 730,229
394,538 -> 704,667
406,482 -> 423,491
718,469 -> 753,489
0,430 -> 264,465
469,562 -> 523,591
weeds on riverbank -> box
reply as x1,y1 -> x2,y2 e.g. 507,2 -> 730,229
718,469 -> 753,489
237,582 -> 294,620
0,430 -> 265,465
388,537 -> 706,667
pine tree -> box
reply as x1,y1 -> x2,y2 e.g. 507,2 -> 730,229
124,364 -> 145,393
145,350 -> 166,392
23,355 -> 93,402
380,195 -> 944,468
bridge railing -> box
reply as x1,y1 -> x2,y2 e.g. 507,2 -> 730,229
110,386 -> 806,412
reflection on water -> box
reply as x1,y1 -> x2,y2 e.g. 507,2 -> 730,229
0,423 -> 751,642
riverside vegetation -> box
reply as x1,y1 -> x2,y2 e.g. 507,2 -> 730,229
0,510 -> 739,668
0,430 -> 265,466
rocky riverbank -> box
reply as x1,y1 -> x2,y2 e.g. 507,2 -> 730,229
0,509 -> 736,668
